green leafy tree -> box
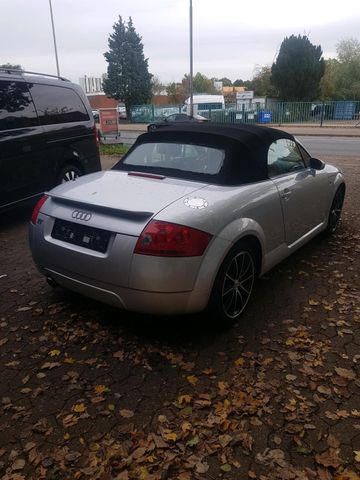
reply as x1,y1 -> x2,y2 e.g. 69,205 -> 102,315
103,17 -> 152,118
218,77 -> 232,87
334,38 -> 360,100
271,35 -> 325,100
182,72 -> 218,95
251,66 -> 278,97
166,82 -> 186,104
320,38 -> 360,100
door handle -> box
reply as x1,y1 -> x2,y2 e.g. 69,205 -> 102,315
281,188 -> 291,200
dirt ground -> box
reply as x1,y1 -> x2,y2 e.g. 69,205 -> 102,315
0,155 -> 359,480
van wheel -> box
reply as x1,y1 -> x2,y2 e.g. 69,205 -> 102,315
57,165 -> 82,184
208,241 -> 256,325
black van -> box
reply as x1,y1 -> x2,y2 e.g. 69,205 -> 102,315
0,69 -> 101,210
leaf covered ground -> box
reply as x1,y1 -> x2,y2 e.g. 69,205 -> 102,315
0,155 -> 359,480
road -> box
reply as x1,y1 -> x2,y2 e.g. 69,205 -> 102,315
298,135 -> 360,157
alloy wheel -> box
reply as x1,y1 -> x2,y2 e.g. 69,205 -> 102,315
329,190 -> 344,233
221,251 -> 255,319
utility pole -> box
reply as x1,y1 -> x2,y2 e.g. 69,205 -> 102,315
49,0 -> 60,77
189,0 -> 194,117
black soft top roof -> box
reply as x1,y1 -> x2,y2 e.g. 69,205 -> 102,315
120,123 -> 295,185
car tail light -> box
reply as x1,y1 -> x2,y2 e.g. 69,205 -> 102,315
134,220 -> 212,257
94,124 -> 99,149
31,195 -> 49,225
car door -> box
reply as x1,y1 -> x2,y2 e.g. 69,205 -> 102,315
268,138 -> 329,246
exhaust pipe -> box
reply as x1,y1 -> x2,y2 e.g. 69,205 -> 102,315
46,276 -> 58,288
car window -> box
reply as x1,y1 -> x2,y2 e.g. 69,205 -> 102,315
122,142 -> 224,175
267,139 -> 305,177
0,80 -> 38,130
28,83 -> 89,125
297,142 -> 311,167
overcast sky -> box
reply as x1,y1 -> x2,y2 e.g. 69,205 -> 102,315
1,0 -> 360,85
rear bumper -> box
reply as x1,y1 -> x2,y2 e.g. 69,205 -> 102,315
41,266 -> 209,315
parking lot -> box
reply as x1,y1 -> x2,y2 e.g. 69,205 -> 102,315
0,153 -> 359,479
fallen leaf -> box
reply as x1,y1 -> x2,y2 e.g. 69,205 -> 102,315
119,409 -> 134,418
41,362 -> 61,370
94,385 -> 110,394
48,349 -> 60,357
234,357 -> 245,366
309,299 -> 320,306
181,406 -> 192,417
335,367 -> 356,381
12,458 -> 26,471
195,461 -> 209,474
177,394 -> 192,404
72,403 -> 86,413
62,414 -> 79,427
163,431 -> 177,442
355,451 -> 360,462
315,448 -> 342,468
335,471 -> 360,480
186,436 -> 199,447
186,375 -> 198,385
220,464 -> 232,472
317,385 -> 332,395
219,434 -> 232,448
0,338 -> 8,346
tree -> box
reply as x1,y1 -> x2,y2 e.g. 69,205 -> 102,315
336,38 -> 360,63
182,72 -> 218,95
320,38 -> 360,100
166,82 -> 186,104
103,16 -> 152,118
251,66 -> 278,97
218,77 -> 232,87
151,76 -> 165,96
271,35 -> 325,100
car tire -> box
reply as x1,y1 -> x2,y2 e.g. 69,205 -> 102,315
324,186 -> 345,235
208,241 -> 257,325
57,164 -> 83,185
148,124 -> 157,132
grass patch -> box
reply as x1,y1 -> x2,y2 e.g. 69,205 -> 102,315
99,143 -> 129,156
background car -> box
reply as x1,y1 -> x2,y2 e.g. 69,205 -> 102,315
0,68 -> 101,210
29,123 -> 345,323
147,113 -> 208,132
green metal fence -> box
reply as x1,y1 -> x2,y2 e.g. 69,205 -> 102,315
131,100 -> 360,126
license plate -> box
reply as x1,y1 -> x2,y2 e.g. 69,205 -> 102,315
51,219 -> 111,253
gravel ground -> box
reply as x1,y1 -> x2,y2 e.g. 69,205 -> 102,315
0,155 -> 359,480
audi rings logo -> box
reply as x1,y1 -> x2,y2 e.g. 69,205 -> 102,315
71,210 -> 92,221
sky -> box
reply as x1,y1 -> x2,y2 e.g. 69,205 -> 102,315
1,0 -> 360,85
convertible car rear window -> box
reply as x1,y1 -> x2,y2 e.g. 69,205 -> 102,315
122,142 -> 225,175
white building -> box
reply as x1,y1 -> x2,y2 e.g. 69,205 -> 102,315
79,74 -> 106,94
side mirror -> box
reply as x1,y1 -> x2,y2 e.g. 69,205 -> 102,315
309,157 -> 325,170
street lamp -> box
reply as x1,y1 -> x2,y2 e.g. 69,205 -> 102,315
189,0 -> 194,117
49,0 -> 60,76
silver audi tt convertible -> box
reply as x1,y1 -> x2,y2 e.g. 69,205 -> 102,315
29,124 -> 345,322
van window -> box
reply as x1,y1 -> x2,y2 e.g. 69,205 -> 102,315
28,84 -> 89,125
0,80 -> 38,131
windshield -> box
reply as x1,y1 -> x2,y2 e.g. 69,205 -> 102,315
121,142 -> 225,175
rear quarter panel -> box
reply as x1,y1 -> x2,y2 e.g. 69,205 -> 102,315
155,179 -> 285,291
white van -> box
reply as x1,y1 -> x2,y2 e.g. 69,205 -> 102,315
182,94 -> 225,116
